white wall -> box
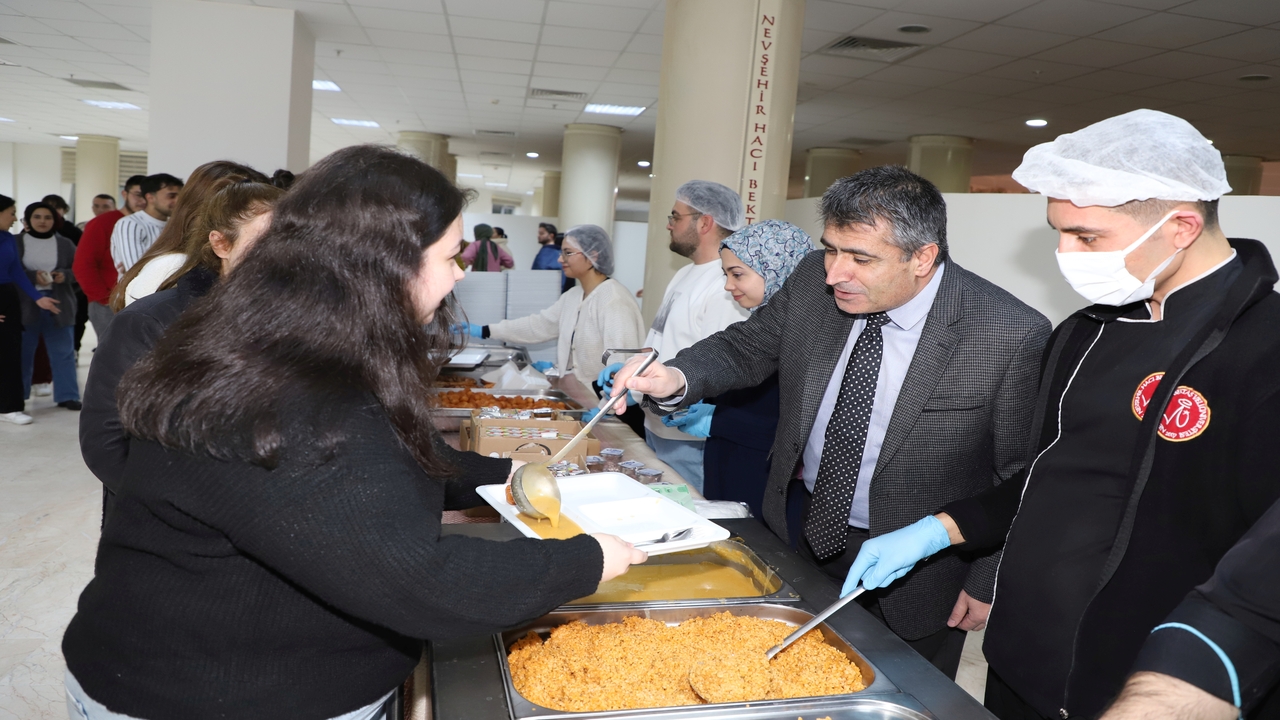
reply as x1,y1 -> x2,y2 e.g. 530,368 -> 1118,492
785,195 -> 1280,325
610,221 -> 648,300
11,144 -> 63,209
0,143 -> 14,199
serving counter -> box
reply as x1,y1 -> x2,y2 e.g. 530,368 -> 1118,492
429,519 -> 995,720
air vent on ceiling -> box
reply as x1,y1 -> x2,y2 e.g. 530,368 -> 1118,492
479,151 -> 512,158
529,88 -> 589,102
819,36 -> 923,63
475,129 -> 517,137
66,78 -> 133,91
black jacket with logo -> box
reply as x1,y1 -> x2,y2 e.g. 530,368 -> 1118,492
943,238 -> 1280,718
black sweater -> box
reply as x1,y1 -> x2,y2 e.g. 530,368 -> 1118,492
62,397 -> 603,719
943,239 -> 1280,718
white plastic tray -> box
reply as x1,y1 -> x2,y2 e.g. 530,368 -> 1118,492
476,472 -> 729,556
445,349 -> 490,368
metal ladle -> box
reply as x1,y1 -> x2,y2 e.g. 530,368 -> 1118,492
509,348 -> 659,519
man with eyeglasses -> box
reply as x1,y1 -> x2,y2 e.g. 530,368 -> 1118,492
72,175 -> 149,343
600,180 -> 750,492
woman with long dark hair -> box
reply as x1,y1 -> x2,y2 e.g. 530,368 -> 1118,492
62,146 -> 645,720
0,195 -> 61,425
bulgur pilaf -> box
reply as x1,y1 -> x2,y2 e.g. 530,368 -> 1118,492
507,612 -> 865,711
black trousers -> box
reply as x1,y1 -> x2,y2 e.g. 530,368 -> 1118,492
984,668 -> 1094,720
73,287 -> 89,352
0,284 -> 25,413
790,479 -> 968,680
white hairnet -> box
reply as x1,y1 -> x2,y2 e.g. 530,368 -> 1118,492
675,180 -> 745,232
1011,109 -> 1231,208
563,224 -> 614,276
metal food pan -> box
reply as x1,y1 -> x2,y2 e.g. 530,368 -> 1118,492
429,389 -> 587,418
567,539 -> 801,608
496,602 -> 903,720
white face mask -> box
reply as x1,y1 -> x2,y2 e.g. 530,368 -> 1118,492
1055,210 -> 1181,306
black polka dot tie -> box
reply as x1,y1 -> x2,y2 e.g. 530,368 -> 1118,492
805,312 -> 890,560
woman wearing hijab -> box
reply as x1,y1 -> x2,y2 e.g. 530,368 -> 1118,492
662,219 -> 813,517
459,223 -> 514,272
16,202 -> 81,410
462,224 -> 645,386
0,195 -> 61,425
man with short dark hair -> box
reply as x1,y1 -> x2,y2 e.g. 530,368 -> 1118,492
91,194 -> 116,217
110,173 -> 182,273
75,177 -> 148,341
532,222 -> 561,270
612,166 -> 1050,677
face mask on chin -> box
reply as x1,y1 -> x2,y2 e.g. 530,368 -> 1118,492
1055,210 -> 1181,306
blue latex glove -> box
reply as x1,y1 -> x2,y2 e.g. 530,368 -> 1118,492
598,362 -> 624,394
841,516 -> 952,597
451,322 -> 484,338
582,407 -> 603,423
531,360 -> 554,372
660,401 -> 714,438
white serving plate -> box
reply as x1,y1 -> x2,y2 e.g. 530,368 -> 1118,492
476,472 -> 729,556
445,348 -> 490,368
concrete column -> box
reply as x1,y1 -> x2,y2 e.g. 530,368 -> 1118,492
149,0 -> 313,179
1222,155 -> 1263,195
441,153 -> 457,184
559,124 -> 621,230
74,135 -> 119,222
531,187 -> 544,217
804,147 -> 861,198
908,135 -> 973,193
541,170 -> 562,219
642,0 -> 803,324
397,131 -> 450,173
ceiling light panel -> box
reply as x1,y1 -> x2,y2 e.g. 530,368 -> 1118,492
82,100 -> 141,110
331,118 -> 380,127
584,104 -> 646,116
313,80 -> 341,91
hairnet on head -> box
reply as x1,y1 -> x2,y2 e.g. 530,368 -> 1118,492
563,224 -> 614,276
675,180 -> 746,232
720,220 -> 813,310
1011,109 -> 1231,208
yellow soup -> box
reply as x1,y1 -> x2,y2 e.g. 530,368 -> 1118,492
517,512 -> 584,540
580,562 -> 763,603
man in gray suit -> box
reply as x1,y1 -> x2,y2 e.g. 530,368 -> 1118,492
613,166 -> 1051,677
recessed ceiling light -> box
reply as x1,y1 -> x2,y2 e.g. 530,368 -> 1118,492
648,173 -> 654,178
331,118 -> 379,127
0,117 -> 14,123
585,103 -> 646,116
637,160 -> 651,168
312,80 -> 341,91
82,100 -> 140,110
485,182 -> 508,187
1025,118 -> 1048,127
458,173 -> 483,178
898,24 -> 931,33
526,151 -> 539,158
526,190 -> 534,195
60,135 -> 79,140
1238,74 -> 1272,82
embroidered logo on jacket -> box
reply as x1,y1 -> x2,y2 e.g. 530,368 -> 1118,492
1132,372 -> 1211,442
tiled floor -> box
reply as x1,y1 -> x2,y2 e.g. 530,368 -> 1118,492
1,332 -> 101,720
0,329 -> 987,718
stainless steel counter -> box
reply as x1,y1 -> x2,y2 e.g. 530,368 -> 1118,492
432,519 -> 994,720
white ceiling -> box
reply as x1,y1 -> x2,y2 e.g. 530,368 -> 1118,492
0,0 -> 1277,198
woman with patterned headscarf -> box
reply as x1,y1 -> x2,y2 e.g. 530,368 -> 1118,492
661,219 -> 813,516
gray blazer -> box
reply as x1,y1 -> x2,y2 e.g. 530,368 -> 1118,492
16,232 -> 79,329
659,251 -> 1050,640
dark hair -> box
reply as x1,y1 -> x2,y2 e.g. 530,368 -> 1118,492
141,173 -> 184,197
1114,198 -> 1220,232
819,165 -> 948,265
270,169 -> 295,189
23,201 -> 57,229
93,193 -> 116,203
493,226 -> 505,236
539,222 -> 557,235
118,145 -> 471,473
111,161 -> 269,311
41,194 -> 69,212
124,175 -> 147,192
0,194 -> 14,214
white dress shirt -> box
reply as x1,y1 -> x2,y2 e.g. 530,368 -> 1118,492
803,263 -> 946,528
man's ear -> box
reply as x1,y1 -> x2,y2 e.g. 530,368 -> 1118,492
914,244 -> 939,276
1169,209 -> 1206,250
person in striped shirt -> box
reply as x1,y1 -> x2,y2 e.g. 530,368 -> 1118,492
110,173 -> 182,274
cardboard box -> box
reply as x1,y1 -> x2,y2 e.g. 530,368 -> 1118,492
463,416 -> 601,459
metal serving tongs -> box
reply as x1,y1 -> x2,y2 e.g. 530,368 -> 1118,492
765,585 -> 867,659
509,347 -> 659,519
